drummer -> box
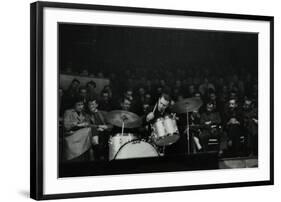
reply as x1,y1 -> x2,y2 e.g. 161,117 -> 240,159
144,93 -> 173,153
145,93 -> 172,124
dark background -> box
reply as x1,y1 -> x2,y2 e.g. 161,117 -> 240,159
59,23 -> 258,75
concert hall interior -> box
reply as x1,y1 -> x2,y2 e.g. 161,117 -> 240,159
58,23 -> 258,177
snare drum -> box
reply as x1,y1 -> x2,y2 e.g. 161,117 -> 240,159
114,140 -> 159,160
108,133 -> 137,161
152,115 -> 180,146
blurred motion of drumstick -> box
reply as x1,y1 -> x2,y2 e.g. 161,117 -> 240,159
152,102 -> 157,114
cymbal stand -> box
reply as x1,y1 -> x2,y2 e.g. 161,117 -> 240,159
121,121 -> 124,136
186,111 -> 190,155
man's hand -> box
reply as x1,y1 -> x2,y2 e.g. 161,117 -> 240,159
77,122 -> 89,127
146,112 -> 155,122
92,136 -> 99,145
99,125 -> 109,130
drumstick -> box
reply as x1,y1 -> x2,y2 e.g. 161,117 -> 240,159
152,102 -> 157,114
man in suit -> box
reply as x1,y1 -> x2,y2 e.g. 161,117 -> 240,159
86,97 -> 112,160
200,101 -> 222,152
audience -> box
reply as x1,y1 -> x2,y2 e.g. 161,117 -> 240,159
60,65 -> 258,158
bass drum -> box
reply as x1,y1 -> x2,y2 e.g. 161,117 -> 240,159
114,140 -> 159,160
108,133 -> 137,161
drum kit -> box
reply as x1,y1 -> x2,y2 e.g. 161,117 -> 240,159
106,110 -> 158,160
106,97 -> 202,160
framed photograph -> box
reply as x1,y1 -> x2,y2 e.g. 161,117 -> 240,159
30,1 -> 274,200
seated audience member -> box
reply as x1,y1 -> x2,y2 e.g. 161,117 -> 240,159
61,78 -> 80,112
110,97 -> 138,136
186,84 -> 196,98
123,88 -> 139,112
97,72 -> 104,78
80,69 -> 89,76
65,67 -> 73,74
207,90 -> 218,112
241,97 -> 258,156
137,100 -> 151,117
199,102 -> 224,152
199,78 -> 215,96
223,98 -> 243,156
78,86 -> 89,104
98,90 -> 114,111
86,97 -> 112,161
119,97 -> 133,112
86,81 -> 98,100
124,88 -> 134,102
144,93 -> 152,105
103,85 -> 113,99
63,96 -> 92,161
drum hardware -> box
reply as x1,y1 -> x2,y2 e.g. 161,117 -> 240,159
171,97 -> 203,114
114,140 -> 159,160
189,124 -> 221,130
108,133 -> 138,160
151,115 -> 180,146
171,97 -> 203,155
106,110 -> 142,129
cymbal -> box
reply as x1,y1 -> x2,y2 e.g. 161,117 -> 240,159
106,110 -> 142,128
171,97 -> 203,114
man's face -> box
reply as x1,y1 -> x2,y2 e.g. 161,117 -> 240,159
143,104 -> 149,112
102,92 -> 109,101
229,99 -> 237,109
72,81 -> 79,89
88,83 -> 95,90
194,93 -> 201,99
243,100 -> 252,111
230,92 -> 237,99
177,95 -> 184,102
175,80 -> 181,87
122,99 -> 131,111
189,85 -> 195,93
210,93 -> 216,101
75,102 -> 84,112
204,78 -> 209,84
79,89 -> 87,97
160,80 -> 165,86
157,87 -> 163,93
88,100 -> 98,113
158,97 -> 169,112
125,91 -> 133,100
206,103 -> 214,112
139,88 -> 145,95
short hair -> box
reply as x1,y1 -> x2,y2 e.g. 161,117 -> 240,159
87,96 -> 98,104
86,80 -> 96,88
71,78 -> 80,84
121,97 -> 132,104
101,90 -> 109,96
72,95 -> 84,106
160,93 -> 171,102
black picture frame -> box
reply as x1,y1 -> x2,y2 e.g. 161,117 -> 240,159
30,1 -> 274,200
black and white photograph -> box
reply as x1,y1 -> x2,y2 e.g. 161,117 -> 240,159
29,1 -> 274,200
58,23 -> 259,177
